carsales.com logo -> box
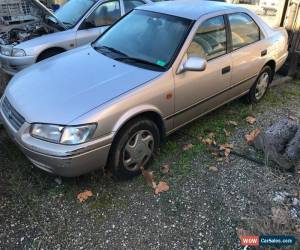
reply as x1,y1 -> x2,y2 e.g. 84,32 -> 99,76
240,235 -> 296,248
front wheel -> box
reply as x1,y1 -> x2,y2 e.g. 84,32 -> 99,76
247,66 -> 272,104
108,118 -> 160,179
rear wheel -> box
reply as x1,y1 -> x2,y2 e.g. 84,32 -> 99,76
247,66 -> 272,104
108,118 -> 160,179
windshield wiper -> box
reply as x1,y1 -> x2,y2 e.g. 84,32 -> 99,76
94,46 -> 128,57
114,56 -> 165,70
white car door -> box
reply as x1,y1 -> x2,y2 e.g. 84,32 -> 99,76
75,0 -> 122,47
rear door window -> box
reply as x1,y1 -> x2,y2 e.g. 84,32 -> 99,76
228,13 -> 260,50
123,0 -> 145,13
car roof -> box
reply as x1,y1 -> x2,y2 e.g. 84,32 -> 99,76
137,0 -> 240,20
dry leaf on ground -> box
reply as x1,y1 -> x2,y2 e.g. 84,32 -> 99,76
245,128 -> 261,144
77,190 -> 93,203
227,120 -> 238,126
209,166 -> 219,172
219,143 -> 234,150
246,116 -> 256,125
202,138 -> 216,146
197,134 -> 203,141
208,132 -> 215,138
219,143 -> 233,157
160,164 -> 170,174
288,115 -> 298,122
271,207 -> 289,225
183,143 -> 194,151
154,181 -> 170,195
223,129 -> 231,137
141,167 -> 157,189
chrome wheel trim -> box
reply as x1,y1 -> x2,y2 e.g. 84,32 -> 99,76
123,130 -> 154,172
255,72 -> 269,100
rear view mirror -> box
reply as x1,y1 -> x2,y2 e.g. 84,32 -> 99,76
178,56 -> 207,74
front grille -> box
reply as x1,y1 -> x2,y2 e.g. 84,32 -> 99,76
2,97 -> 25,131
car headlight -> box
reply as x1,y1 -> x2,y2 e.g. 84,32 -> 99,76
0,46 -> 12,56
31,124 -> 97,145
12,48 -> 26,57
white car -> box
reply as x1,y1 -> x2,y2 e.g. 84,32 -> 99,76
0,0 -> 151,75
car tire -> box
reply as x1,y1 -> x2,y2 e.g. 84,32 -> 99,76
247,66 -> 272,104
108,118 -> 160,179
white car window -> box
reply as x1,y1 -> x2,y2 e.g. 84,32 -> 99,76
228,13 -> 260,50
187,16 -> 227,60
123,0 -> 145,13
87,1 -> 121,27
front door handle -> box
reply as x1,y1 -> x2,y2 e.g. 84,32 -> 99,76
261,49 -> 268,57
222,66 -> 231,75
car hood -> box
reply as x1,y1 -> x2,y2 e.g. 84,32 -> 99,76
30,0 -> 66,29
5,45 -> 161,125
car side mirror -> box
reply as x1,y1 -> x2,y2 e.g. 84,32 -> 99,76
177,56 -> 207,74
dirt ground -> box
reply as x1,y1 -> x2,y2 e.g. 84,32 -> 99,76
0,71 -> 300,249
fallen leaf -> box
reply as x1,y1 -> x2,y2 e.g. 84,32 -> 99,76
154,181 -> 170,195
245,128 -> 261,144
183,143 -> 194,151
160,164 -> 170,174
227,120 -> 238,126
223,129 -> 231,137
246,116 -> 256,125
202,138 -> 216,146
208,132 -> 215,138
209,166 -> 219,172
141,167 -> 157,189
224,148 -> 231,157
77,190 -> 93,203
288,115 -> 298,122
271,207 -> 289,225
219,143 -> 234,150
197,134 -> 203,141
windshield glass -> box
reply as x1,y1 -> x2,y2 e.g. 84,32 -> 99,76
93,10 -> 192,70
55,0 -> 96,27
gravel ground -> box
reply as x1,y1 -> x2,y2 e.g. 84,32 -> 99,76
0,73 -> 300,249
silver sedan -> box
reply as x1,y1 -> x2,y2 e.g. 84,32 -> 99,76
0,0 -> 288,178
0,0 -> 151,75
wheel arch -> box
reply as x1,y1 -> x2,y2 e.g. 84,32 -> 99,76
36,47 -> 66,62
112,106 -> 166,143
264,59 -> 276,81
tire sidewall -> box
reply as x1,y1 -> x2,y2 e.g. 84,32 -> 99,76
109,118 -> 160,179
249,66 -> 272,104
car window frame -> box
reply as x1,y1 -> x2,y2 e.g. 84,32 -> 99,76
226,12 -> 263,52
80,0 -> 122,29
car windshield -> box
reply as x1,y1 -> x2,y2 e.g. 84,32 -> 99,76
93,10 -> 192,71
55,0 -> 96,28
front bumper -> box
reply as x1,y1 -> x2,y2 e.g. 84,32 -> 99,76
0,53 -> 36,75
0,98 -> 113,177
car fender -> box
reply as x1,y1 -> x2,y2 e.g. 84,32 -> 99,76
112,104 -> 165,134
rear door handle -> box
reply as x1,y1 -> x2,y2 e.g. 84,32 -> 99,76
222,66 -> 231,75
261,49 -> 268,57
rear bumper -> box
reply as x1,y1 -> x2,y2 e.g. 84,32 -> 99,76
0,97 -> 113,177
0,53 -> 35,75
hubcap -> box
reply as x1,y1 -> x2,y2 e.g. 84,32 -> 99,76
255,72 -> 269,100
123,130 -> 154,172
